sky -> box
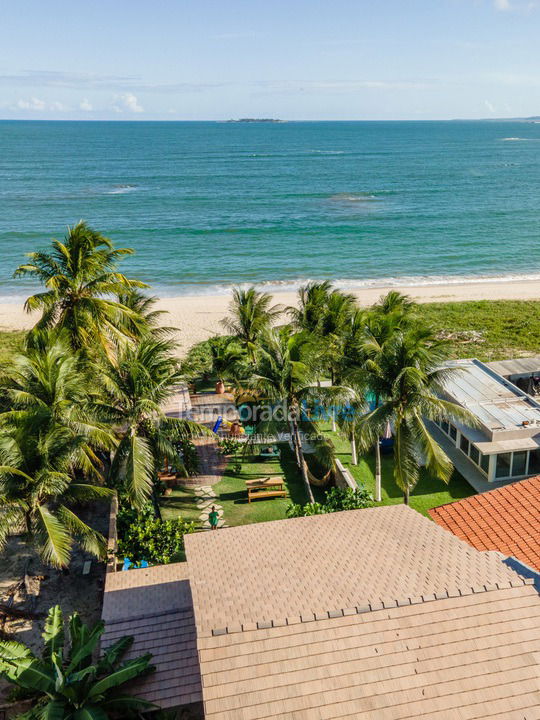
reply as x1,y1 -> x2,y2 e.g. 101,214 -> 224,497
1,0 -> 540,121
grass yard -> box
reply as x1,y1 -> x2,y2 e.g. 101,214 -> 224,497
321,425 -> 475,517
160,445 -> 322,528
0,329 -> 25,365
420,300 -> 540,362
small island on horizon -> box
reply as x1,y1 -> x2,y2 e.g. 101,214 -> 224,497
225,118 -> 284,123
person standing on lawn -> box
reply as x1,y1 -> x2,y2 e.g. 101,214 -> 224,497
209,506 -> 219,530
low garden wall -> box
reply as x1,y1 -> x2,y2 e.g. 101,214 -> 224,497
334,459 -> 358,490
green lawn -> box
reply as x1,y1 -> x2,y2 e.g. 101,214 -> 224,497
321,425 -> 475,517
160,445 -> 322,528
420,300 -> 540,362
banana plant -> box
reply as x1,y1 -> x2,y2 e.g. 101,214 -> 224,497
0,605 -> 156,719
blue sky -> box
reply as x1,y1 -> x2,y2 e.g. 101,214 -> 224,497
1,0 -> 540,120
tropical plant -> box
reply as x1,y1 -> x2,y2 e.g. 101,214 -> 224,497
221,287 -> 282,358
178,438 -> 199,476
0,332 -> 115,567
116,289 -> 175,339
95,337 -> 208,509
118,513 -> 196,565
14,221 -> 146,354
356,324 -> 476,504
287,280 -> 334,333
246,328 -> 340,501
286,486 -> 371,516
0,605 -> 156,718
206,336 -> 246,383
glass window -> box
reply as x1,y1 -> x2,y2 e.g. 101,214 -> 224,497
495,453 -> 512,479
529,449 -> 540,474
470,445 -> 480,465
460,435 -> 469,455
512,451 -> 527,477
449,424 -> 457,441
480,453 -> 489,474
441,420 -> 450,435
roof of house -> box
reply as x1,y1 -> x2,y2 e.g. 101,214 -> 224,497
102,505 -> 540,719
429,475 -> 540,573
442,359 -> 540,433
185,504 -> 519,632
199,583 -> 540,720
101,563 -> 202,710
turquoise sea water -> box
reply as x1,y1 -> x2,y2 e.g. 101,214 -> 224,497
1,120 -> 540,300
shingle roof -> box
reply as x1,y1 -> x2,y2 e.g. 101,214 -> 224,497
185,505 -> 518,632
102,506 -> 540,719
199,583 -> 540,720
429,475 -> 540,573
101,563 -> 202,709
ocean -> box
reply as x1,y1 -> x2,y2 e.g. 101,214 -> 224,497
1,120 -> 540,300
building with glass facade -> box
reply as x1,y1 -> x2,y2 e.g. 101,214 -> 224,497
434,359 -> 540,483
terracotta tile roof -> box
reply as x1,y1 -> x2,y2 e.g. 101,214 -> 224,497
429,475 -> 540,573
185,505 -> 518,632
199,584 -> 540,720
101,563 -> 202,709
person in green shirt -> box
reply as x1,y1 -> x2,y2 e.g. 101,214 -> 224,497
208,506 -> 219,530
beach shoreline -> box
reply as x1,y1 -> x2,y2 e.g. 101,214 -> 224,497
2,277 -> 540,353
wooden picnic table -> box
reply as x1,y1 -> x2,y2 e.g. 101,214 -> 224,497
245,476 -> 287,502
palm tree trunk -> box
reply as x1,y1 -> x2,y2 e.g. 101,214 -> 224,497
331,408 -> 336,433
374,439 -> 382,502
290,415 -> 314,504
374,393 -> 382,502
350,435 -> 358,465
403,486 -> 410,505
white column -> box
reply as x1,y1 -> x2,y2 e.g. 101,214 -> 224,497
488,454 -> 497,482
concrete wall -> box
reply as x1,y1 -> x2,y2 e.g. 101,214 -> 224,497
335,459 -> 358,490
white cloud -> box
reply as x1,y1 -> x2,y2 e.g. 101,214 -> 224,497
494,0 -> 511,10
113,92 -> 144,113
485,99 -> 496,113
80,98 -> 93,111
16,97 -> 46,110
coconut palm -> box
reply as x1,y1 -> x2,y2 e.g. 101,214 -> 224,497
206,336 -> 247,385
96,338 -> 209,509
117,289 -> 175,340
0,605 -> 156,719
247,328 -> 341,502
221,287 -> 282,358
14,221 -> 147,353
356,325 -> 475,504
287,280 -> 334,333
0,333 -> 115,568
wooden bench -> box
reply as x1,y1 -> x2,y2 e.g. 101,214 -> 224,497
248,487 -> 287,503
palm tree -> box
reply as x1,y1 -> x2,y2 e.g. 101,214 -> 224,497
96,338 -> 209,509
221,286 -> 282,358
0,605 -> 156,718
356,325 -> 475,504
206,336 -> 247,385
287,280 -> 334,333
0,333 -> 115,568
247,328 -> 340,502
14,221 -> 147,353
116,289 -> 175,340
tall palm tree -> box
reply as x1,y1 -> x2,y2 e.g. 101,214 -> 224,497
206,336 -> 247,385
95,338 -> 209,509
221,286 -> 282,358
14,221 -> 147,353
356,325 -> 475,504
0,605 -> 156,719
0,332 -> 115,567
247,328 -> 340,502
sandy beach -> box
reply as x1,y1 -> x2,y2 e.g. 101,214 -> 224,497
2,278 -> 540,354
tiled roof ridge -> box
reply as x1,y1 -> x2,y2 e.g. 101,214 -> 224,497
105,606 -> 192,626
208,577 -> 536,637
